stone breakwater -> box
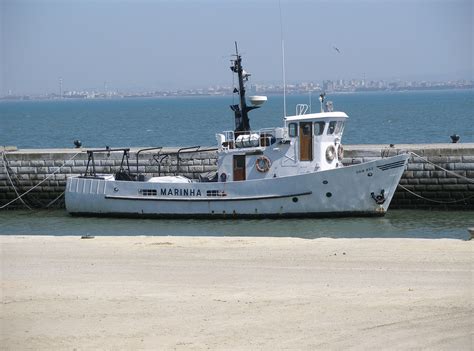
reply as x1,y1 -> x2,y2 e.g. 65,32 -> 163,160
1,144 -> 473,210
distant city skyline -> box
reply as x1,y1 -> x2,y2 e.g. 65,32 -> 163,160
2,0 -> 473,95
2,77 -> 472,100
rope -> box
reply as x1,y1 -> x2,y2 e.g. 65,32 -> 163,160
398,184 -> 474,204
2,152 -> 32,210
398,151 -> 474,204
3,152 -> 46,208
0,151 -> 81,209
45,191 -> 65,208
409,151 -> 474,184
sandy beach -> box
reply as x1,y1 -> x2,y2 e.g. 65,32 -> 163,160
1,235 -> 472,350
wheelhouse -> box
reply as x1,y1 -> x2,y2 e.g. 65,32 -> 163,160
215,110 -> 348,182
285,111 -> 348,171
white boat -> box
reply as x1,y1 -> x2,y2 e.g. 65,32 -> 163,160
65,46 -> 408,218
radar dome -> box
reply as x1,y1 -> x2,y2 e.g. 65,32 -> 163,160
249,95 -> 267,106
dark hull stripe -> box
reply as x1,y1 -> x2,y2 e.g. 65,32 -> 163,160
377,165 -> 405,171
69,210 -> 386,219
104,191 -> 312,202
377,161 -> 406,171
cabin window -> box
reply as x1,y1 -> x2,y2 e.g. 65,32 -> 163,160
302,123 -> 311,135
335,121 -> 345,134
139,189 -> 157,196
314,122 -> 325,136
206,190 -> 226,197
288,123 -> 298,137
327,121 -> 337,135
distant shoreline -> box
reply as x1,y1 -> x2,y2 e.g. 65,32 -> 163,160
1,86 -> 473,102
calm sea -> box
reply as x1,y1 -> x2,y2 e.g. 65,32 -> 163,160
1,89 -> 473,148
0,209 -> 472,240
1,90 -> 473,239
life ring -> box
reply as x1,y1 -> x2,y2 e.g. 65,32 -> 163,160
255,156 -> 271,172
326,145 -> 336,162
337,144 -> 344,160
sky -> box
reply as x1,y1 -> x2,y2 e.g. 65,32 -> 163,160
1,0 -> 473,95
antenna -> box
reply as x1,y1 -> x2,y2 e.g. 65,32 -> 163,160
278,0 -> 287,117
281,40 -> 287,118
229,42 -> 259,133
59,77 -> 63,99
309,91 -> 312,113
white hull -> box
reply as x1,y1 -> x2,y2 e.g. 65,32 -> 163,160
65,154 -> 408,218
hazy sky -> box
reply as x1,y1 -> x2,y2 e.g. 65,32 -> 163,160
1,0 -> 472,94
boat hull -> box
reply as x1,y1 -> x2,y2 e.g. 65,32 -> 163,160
65,154 -> 408,218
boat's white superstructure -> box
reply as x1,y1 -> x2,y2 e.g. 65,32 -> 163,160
65,46 -> 408,218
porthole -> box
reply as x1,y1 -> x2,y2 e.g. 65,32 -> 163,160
292,197 -> 298,203
326,192 -> 332,198
323,180 -> 328,184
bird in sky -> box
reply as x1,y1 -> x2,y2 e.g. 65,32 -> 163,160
332,45 -> 341,54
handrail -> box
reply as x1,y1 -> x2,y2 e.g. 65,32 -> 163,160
296,104 -> 309,115
177,146 -> 202,175
150,146 -> 218,176
85,147 -> 130,153
83,146 -> 219,180
84,147 -> 131,177
136,147 -> 163,176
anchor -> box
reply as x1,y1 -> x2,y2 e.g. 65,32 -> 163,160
371,189 -> 386,205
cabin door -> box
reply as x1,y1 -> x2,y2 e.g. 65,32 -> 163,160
233,155 -> 246,181
299,122 -> 313,161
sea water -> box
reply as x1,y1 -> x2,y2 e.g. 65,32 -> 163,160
1,90 -> 473,238
0,209 -> 472,240
1,90 -> 473,149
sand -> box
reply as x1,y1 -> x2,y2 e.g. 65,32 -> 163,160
1,235 -> 473,350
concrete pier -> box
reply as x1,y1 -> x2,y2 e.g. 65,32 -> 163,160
1,144 -> 473,210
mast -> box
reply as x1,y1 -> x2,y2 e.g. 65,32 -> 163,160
230,42 -> 259,133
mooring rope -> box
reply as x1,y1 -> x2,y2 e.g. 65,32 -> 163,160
45,190 -> 66,208
0,150 -> 82,210
399,151 -> 474,204
398,184 -> 474,204
409,151 -> 474,184
1,149 -> 472,208
1,151 -> 32,210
